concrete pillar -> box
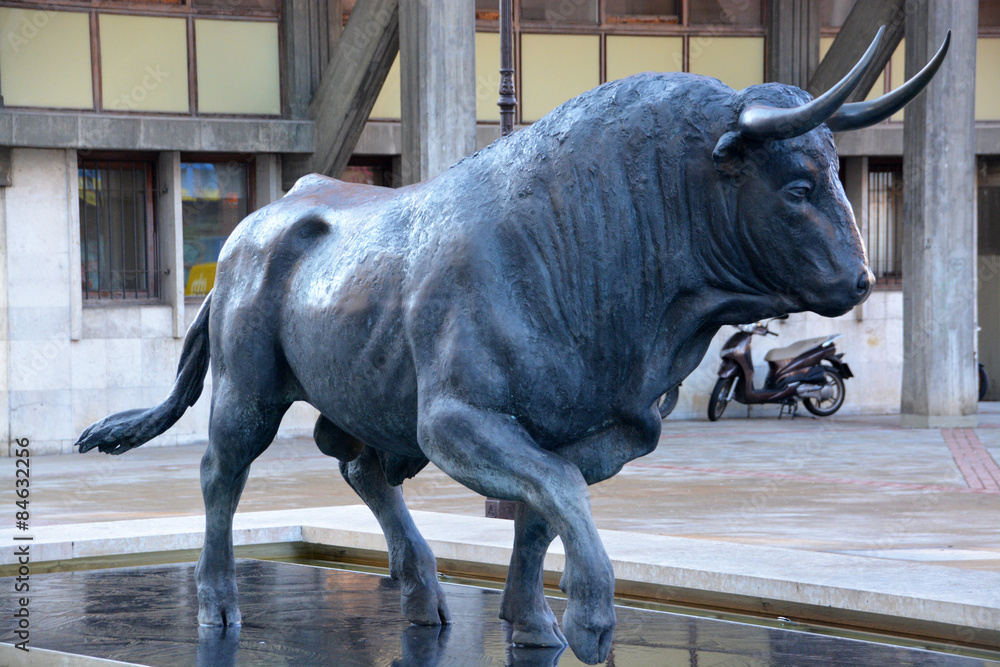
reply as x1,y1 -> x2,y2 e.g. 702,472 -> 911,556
842,156 -> 868,320
157,151 -> 185,339
900,0 -> 978,427
399,0 -> 477,184
766,0 -> 820,89
255,154 -> 283,207
0,186 -> 8,451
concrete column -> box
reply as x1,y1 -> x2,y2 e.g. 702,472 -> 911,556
157,152 -> 185,339
255,154 -> 283,208
901,0 -> 978,427
841,156 -> 868,321
766,0 -> 820,89
399,0 -> 477,184
0,186 -> 9,450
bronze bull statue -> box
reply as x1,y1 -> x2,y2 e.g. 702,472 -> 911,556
77,27 -> 948,664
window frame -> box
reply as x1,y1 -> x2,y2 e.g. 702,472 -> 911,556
179,153 -> 255,303
866,157 -> 904,289
78,151 -> 162,304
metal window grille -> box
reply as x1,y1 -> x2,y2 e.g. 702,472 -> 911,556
79,159 -> 159,301
867,160 -> 903,286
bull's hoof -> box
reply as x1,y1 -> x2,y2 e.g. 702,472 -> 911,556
561,602 -> 615,665
507,643 -> 566,667
402,581 -> 452,626
509,619 -> 567,648
196,583 -> 242,627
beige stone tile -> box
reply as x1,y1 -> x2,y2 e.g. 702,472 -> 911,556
81,306 -> 108,339
8,389 -> 74,442
140,305 -> 174,338
72,388 -> 108,436
70,338 -> 108,389
7,306 -> 70,340
140,338 -> 177,387
6,251 -> 70,308
103,306 -> 142,338
105,338 -> 142,387
7,339 -> 72,392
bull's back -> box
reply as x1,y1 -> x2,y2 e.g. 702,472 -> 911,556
233,176 -> 425,455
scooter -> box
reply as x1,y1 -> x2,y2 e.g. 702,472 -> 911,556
707,316 -> 853,421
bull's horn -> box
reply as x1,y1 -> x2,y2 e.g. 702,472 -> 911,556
826,31 -> 951,132
738,25 -> 885,141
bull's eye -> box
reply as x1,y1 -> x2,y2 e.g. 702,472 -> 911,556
783,180 -> 812,202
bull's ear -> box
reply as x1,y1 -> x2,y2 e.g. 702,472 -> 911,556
713,131 -> 746,177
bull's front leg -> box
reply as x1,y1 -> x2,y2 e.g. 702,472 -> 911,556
501,411 -> 661,649
418,397 -> 616,665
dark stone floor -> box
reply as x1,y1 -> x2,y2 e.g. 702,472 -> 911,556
1,560 -> 993,666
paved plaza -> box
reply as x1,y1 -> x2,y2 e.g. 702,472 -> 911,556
6,403 -> 999,573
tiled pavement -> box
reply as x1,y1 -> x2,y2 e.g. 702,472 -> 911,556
3,403 -> 999,571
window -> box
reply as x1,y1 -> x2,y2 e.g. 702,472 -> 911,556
521,0 -> 598,24
181,160 -> 251,298
687,0 -> 762,26
342,156 -> 398,188
79,158 -> 159,301
867,160 -> 903,286
606,1 -> 679,24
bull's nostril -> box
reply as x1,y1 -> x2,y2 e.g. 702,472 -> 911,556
856,273 -> 871,296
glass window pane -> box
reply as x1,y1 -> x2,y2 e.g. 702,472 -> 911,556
475,31 -> 501,121
688,0 -> 762,26
977,39 -> 1000,121
520,33 -> 600,121
606,0 -> 678,23
820,0 -> 857,29
195,19 -> 280,115
182,162 -> 249,297
688,36 -> 764,89
606,35 -> 683,81
100,14 -> 189,113
192,0 -> 277,9
0,9 -> 93,109
521,0 -> 598,24
476,0 -> 499,20
982,0 -> 1000,28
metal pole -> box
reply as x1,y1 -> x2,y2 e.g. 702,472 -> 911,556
498,0 -> 516,136
485,0 -> 518,521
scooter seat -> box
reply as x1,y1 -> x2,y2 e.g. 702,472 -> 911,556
764,336 -> 837,362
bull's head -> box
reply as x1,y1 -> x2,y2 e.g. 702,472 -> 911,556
711,27 -> 950,317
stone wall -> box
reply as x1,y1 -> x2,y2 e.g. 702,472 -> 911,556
1,148 -> 317,456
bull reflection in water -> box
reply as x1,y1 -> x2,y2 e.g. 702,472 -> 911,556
78,27 -> 949,665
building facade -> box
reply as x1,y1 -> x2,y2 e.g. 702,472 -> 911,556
0,0 -> 996,454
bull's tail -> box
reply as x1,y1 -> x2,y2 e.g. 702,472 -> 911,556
76,294 -> 213,455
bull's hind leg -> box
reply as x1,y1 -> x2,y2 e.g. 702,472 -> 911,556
316,417 -> 450,625
501,502 -> 564,647
196,381 -> 289,626
419,398 -> 616,665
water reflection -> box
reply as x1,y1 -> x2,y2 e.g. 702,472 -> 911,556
197,624 -> 240,667
1,560 -> 991,667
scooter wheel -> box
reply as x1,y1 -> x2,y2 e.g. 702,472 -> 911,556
657,387 -> 680,419
708,377 -> 734,422
802,367 -> 845,416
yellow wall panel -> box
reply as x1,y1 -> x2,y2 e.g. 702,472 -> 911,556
977,38 -> 1000,121
196,19 -> 280,115
889,38 -> 905,121
476,31 -> 501,122
369,53 -> 401,119
0,9 -> 92,109
606,35 -> 683,81
688,36 -> 763,90
521,33 -> 600,122
100,14 -> 188,113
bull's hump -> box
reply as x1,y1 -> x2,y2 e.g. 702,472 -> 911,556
287,173 -> 401,211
